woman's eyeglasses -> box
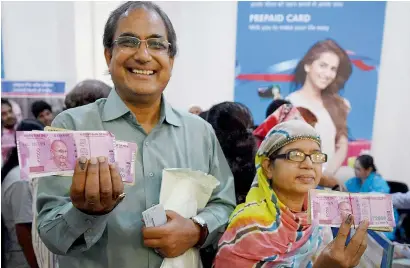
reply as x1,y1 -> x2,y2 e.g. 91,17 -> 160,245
270,150 -> 327,164
113,36 -> 171,54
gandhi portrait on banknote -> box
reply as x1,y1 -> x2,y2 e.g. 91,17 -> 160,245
337,201 -> 353,223
47,140 -> 71,171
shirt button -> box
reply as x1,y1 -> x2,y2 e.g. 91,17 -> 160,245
144,141 -> 149,146
149,172 -> 154,177
86,219 -> 92,226
86,229 -> 92,233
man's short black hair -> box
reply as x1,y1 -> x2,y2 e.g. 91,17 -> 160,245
103,1 -> 177,57
265,99 -> 291,118
31,100 -> 52,118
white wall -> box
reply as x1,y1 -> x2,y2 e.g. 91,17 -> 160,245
371,2 -> 410,186
1,1 -> 77,90
2,1 -> 410,186
155,1 -> 237,110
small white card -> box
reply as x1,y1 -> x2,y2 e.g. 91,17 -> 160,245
142,204 -> 167,228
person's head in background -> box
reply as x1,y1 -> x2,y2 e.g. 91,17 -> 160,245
31,100 -> 54,126
206,102 -> 256,204
102,1 -> 177,105
1,119 -> 44,182
188,105 -> 203,115
354,154 -> 377,180
1,99 -> 17,130
265,99 -> 291,118
293,39 -> 352,138
65,79 -> 112,109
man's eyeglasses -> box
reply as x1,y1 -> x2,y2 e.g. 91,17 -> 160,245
270,150 -> 327,164
113,36 -> 171,54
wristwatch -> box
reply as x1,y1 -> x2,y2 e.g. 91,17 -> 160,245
191,215 -> 209,248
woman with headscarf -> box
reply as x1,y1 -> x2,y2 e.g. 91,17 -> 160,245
254,103 -> 339,189
214,120 -> 369,267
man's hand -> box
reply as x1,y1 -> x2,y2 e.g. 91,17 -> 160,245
70,156 -> 125,215
142,210 -> 201,258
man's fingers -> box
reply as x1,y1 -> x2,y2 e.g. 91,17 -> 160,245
85,157 -> 100,209
165,210 -> 180,220
142,225 -> 170,239
334,214 -> 354,249
110,163 -> 124,199
98,157 -> 112,207
143,238 -> 164,248
70,157 -> 88,203
346,219 -> 369,257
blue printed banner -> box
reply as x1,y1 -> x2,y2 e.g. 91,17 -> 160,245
1,81 -> 65,97
234,1 -> 386,168
235,1 -> 386,141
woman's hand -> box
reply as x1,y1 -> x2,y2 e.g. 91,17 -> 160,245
314,214 -> 369,268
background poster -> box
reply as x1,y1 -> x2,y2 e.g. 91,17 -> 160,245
1,81 -> 66,122
234,1 -> 386,144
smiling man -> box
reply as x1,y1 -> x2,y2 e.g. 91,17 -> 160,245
36,2 -> 236,268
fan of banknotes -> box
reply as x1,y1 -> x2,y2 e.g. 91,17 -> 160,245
308,189 -> 396,231
16,126 -> 137,185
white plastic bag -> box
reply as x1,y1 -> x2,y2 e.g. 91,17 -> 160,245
159,168 -> 220,268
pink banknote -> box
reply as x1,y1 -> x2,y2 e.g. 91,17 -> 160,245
308,189 -> 395,230
42,127 -> 137,184
115,140 -> 137,185
17,131 -> 116,179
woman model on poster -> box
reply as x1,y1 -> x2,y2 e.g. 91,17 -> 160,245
286,39 -> 352,177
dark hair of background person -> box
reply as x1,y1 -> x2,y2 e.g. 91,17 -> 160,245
206,102 -> 257,204
292,39 -> 353,140
103,1 -> 178,57
1,119 -> 44,268
64,79 -> 112,109
31,100 -> 52,119
356,154 -> 377,173
265,99 -> 291,118
1,98 -> 12,108
198,110 -> 209,121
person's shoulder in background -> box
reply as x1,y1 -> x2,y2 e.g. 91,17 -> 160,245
344,177 -> 360,192
370,173 -> 390,193
169,106 -> 215,136
51,99 -> 107,130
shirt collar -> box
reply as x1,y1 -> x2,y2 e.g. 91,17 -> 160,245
102,89 -> 181,127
